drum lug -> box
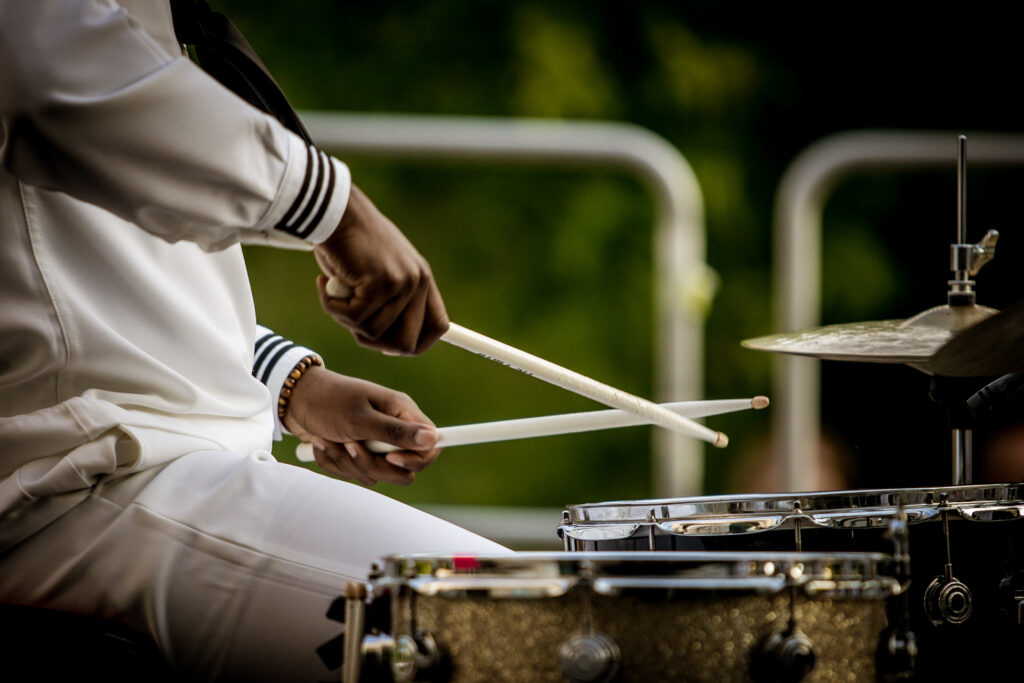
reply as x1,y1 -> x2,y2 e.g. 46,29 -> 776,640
751,626 -> 816,683
876,623 -> 918,681
877,498 -> 917,681
924,497 -> 973,626
390,631 -> 444,683
558,631 -> 621,683
997,571 -> 1024,625
560,511 -> 573,551
923,572 -> 973,626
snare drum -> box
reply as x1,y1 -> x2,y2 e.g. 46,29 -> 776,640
560,483 -> 1024,677
342,551 -> 899,683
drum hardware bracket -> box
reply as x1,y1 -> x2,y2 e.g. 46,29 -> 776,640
877,500 -> 917,681
927,376 -> 988,486
752,534 -> 817,683
792,503 -> 803,552
558,632 -> 621,683
947,229 -> 999,305
560,511 -> 573,551
343,582 -> 368,683
996,570 -> 1024,626
751,625 -> 816,683
646,509 -> 657,551
948,136 -> 998,306
923,496 -> 973,626
558,560 -> 623,683
390,631 -> 443,683
949,229 -> 998,279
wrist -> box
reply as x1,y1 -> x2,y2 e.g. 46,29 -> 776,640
317,184 -> 365,254
279,355 -> 325,434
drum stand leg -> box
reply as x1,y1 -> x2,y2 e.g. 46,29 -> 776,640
952,428 -> 973,486
929,377 -> 985,486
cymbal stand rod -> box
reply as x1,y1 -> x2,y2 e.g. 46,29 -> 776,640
949,135 -> 975,305
957,135 -> 967,247
951,427 -> 973,485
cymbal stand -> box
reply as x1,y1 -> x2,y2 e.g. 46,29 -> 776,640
929,376 -> 987,485
943,135 -> 999,485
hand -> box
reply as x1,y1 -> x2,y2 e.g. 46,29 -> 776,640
282,365 -> 441,486
313,184 -> 448,355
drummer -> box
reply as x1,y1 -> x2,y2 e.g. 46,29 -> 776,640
0,2 -> 507,681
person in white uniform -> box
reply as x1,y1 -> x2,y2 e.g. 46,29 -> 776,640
0,1 -> 508,680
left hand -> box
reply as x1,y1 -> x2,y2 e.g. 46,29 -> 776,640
313,184 -> 448,356
282,365 -> 441,486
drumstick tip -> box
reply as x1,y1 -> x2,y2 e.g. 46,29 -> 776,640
713,432 -> 729,448
752,396 -> 770,410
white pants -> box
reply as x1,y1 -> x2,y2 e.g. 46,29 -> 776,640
0,450 -> 510,681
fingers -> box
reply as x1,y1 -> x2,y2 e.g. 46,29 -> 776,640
310,440 -> 417,486
417,283 -> 450,353
383,447 -> 441,473
312,182 -> 448,356
294,372 -> 442,483
317,274 -> 447,356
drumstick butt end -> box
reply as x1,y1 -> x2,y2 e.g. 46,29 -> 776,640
326,277 -> 353,298
752,396 -> 770,410
713,432 -> 729,448
296,442 -> 314,462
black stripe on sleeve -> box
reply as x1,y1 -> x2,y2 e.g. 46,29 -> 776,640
254,331 -> 275,354
252,336 -> 286,378
287,150 -> 326,236
260,342 -> 297,384
274,146 -> 315,236
297,152 -> 337,239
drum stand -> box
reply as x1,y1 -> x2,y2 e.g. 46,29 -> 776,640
932,135 -> 999,486
928,376 -> 987,486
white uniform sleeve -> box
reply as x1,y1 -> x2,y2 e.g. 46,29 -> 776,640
254,325 -> 323,441
0,0 -> 348,250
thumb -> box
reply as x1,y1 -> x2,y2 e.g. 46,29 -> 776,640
370,414 -> 439,451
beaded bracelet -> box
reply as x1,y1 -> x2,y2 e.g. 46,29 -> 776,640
277,354 -> 324,421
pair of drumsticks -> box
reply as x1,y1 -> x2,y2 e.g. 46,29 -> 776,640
296,278 -> 767,461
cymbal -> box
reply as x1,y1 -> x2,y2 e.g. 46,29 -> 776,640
930,299 -> 1024,377
741,304 -> 997,373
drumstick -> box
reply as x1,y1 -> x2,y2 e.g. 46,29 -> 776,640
295,396 -> 766,461
325,277 -> 728,448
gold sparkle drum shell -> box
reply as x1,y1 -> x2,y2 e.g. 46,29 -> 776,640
351,551 -> 900,683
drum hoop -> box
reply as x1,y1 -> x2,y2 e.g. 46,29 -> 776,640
378,551 -> 900,599
561,483 -> 1024,534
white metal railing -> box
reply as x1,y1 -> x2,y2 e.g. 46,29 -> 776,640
773,130 -> 1024,491
301,111 -> 710,546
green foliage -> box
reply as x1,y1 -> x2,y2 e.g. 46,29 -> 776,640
510,7 -> 622,118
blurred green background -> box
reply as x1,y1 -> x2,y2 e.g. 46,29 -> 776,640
223,1 -> 1024,515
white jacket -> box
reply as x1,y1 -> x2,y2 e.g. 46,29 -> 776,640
0,0 -> 349,548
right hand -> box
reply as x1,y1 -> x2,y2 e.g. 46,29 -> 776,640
283,365 -> 442,487
313,184 -> 448,355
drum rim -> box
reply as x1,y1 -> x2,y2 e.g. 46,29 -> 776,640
561,482 -> 1024,529
375,550 -> 901,599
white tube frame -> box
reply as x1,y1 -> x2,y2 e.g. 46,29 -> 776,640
773,130 -> 1024,491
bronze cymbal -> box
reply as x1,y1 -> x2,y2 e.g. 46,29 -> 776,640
741,303 -> 997,373
929,299 -> 1024,377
